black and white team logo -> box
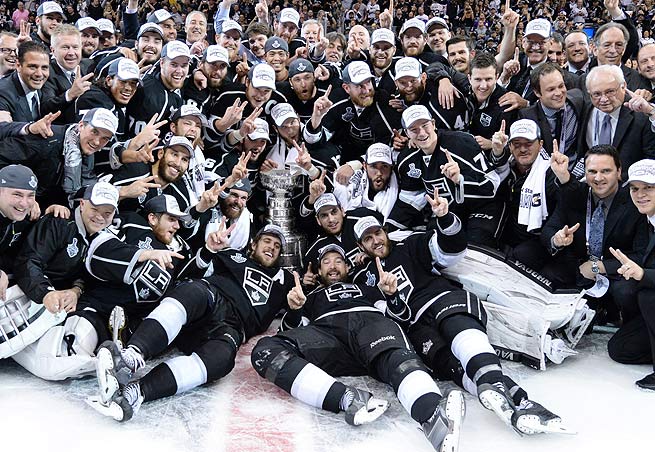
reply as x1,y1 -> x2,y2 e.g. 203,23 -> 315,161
243,267 -> 273,306
389,266 -> 414,303
407,163 -> 422,178
67,238 -> 79,258
480,113 -> 492,128
231,252 -> 247,264
138,237 -> 153,250
324,283 -> 363,302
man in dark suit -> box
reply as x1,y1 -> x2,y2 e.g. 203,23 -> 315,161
0,41 -> 49,123
607,159 -> 655,390
41,24 -> 93,122
541,145 -> 649,319
519,62 -> 585,171
577,65 -> 655,179
499,18 -> 580,112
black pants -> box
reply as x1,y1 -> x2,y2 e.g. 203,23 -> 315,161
608,289 -> 655,369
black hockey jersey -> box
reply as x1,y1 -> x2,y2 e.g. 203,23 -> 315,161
126,73 -> 184,138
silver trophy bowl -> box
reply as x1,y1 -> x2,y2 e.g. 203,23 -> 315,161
260,169 -> 306,270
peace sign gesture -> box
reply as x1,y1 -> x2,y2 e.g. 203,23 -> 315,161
196,180 -> 223,213
68,66 -> 95,100
293,139 -> 312,171
425,186 -> 449,217
216,98 -> 248,133
206,217 -> 237,252
231,151 -> 252,181
552,222 -> 580,248
491,119 -> 509,157
238,106 -> 263,137
440,150 -> 461,183
287,271 -> 307,310
376,257 -> 397,296
610,247 -> 645,281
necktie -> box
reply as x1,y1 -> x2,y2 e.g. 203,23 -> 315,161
520,66 -> 532,97
561,104 -> 578,155
598,113 -> 612,145
30,93 -> 39,120
575,69 -> 585,76
69,70 -> 76,85
588,200 -> 605,258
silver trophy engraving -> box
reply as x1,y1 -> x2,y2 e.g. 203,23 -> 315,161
259,169 -> 306,269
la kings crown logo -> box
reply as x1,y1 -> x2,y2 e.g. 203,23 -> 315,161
243,267 -> 273,306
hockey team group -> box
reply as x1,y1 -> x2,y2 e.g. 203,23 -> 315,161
2,0 -> 655,451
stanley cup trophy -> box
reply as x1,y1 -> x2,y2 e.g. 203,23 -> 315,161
259,169 -> 306,270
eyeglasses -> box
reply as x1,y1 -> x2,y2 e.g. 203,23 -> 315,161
0,48 -> 17,56
525,39 -> 547,48
600,41 -> 625,50
589,87 -> 621,100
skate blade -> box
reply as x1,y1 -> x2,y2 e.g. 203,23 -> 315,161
85,396 -> 126,422
95,347 -> 119,405
441,391 -> 465,452
478,390 -> 513,426
516,416 -> 577,435
351,397 -> 389,426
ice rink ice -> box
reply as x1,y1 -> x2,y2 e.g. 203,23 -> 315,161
1,327 -> 653,452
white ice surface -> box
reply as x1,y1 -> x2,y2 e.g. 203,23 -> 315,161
1,329 -> 654,452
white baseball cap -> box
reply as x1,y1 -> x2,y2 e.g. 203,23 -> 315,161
204,45 -> 229,64
37,1 -> 65,17
354,215 -> 383,241
625,159 -> 655,186
97,18 -> 116,35
279,8 -> 300,27
138,23 -> 164,39
342,61 -> 374,85
371,28 -> 395,45
402,105 -> 432,129
83,108 -> 119,134
525,18 -> 552,39
148,9 -> 173,24
249,63 -> 276,90
84,181 -> 119,210
314,193 -> 340,214
143,194 -> 191,221
365,143 -> 393,165
394,57 -> 421,80
271,103 -> 298,127
165,136 -> 195,157
76,17 -> 100,33
161,41 -> 191,60
247,118 -> 271,142
400,18 -> 426,35
222,19 -> 243,34
509,119 -> 540,142
426,17 -> 449,32
107,58 -> 140,81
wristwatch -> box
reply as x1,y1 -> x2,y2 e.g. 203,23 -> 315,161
591,260 -> 600,274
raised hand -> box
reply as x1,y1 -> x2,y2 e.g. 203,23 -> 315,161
500,47 -> 520,84
255,0 -> 269,22
238,106 -> 263,137
346,38 -> 361,60
190,40 -> 207,56
28,111 -> 61,138
293,139 -> 312,170
194,67 -> 208,90
140,249 -> 185,269
17,20 -> 31,44
425,186 -> 449,217
311,85 -> 333,129
206,217 -> 237,251
235,53 -> 250,79
501,0 -> 519,28
335,162 -> 354,185
491,119 -> 509,156
440,150 -> 461,183
196,180 -> 223,213
68,66 -> 94,100
437,78 -> 461,111
553,223 -> 580,248
314,64 -> 330,81
550,139 -> 570,184
230,151 -> 252,182
610,247 -> 645,281
302,262 -> 318,286
624,88 -> 655,114
287,271 -> 307,310
120,174 -> 161,199
216,97 -> 248,133
499,91 -> 528,112
376,257 -> 397,296
295,46 -> 309,59
308,168 -> 327,204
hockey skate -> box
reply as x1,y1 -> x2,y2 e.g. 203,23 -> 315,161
108,306 -> 127,349
344,388 -> 389,426
86,382 -> 143,422
477,382 -> 517,430
422,390 -> 465,452
94,341 -> 145,404
511,399 -> 576,435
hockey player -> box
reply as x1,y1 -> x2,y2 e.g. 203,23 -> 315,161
88,224 -> 297,422
352,200 -> 571,435
10,182 -> 120,380
251,243 -> 465,451
387,105 -> 501,247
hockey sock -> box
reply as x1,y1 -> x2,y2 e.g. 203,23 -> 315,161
139,362 -> 178,402
504,375 -> 529,405
290,362 -> 343,413
450,328 -> 503,387
339,387 -> 355,411
397,370 -> 442,423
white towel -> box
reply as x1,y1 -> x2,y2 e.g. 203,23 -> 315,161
335,168 -> 399,221
517,149 -> 551,232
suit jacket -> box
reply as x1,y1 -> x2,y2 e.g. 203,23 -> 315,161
541,182 -> 649,277
639,226 -> 655,289
576,100 -> 655,179
41,60 -> 93,122
580,63 -> 650,93
0,71 -> 41,122
507,57 -> 582,104
518,88 -> 585,158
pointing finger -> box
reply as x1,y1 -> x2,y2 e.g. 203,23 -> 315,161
147,113 -> 158,126
80,72 -> 95,81
323,85 -> 332,98
445,150 -> 455,163
514,47 -> 519,61
375,256 -> 384,275
569,222 -> 581,234
293,271 -> 302,287
500,119 -> 506,135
